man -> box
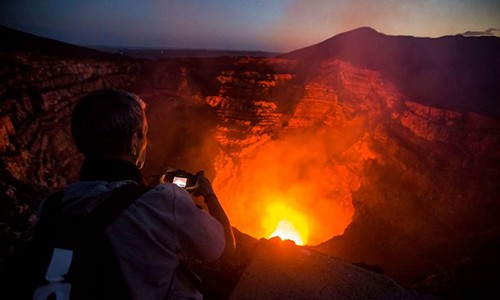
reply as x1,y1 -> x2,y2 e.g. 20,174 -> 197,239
47,88 -> 235,299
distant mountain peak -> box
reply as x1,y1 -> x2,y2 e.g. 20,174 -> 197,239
310,27 -> 381,48
339,26 -> 379,35
282,26 -> 500,119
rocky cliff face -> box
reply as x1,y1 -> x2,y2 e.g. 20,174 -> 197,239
146,51 -> 498,298
0,53 -> 138,187
0,26 -> 140,262
316,98 -> 500,293
209,55 -> 499,288
1,26 -> 499,299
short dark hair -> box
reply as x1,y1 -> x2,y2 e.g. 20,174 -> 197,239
71,89 -> 146,157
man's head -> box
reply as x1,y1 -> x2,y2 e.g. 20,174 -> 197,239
71,89 -> 148,168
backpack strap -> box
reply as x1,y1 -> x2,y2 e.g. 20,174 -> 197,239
87,183 -> 151,230
36,183 -> 151,238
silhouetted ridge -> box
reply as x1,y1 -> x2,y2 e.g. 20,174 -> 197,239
283,27 -> 500,118
0,25 -> 129,61
282,27 -> 385,64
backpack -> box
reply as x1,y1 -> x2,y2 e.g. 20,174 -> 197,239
0,183 -> 150,300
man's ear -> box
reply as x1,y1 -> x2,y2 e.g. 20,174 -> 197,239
130,132 -> 139,157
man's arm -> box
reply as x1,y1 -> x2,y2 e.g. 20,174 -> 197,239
195,172 -> 236,260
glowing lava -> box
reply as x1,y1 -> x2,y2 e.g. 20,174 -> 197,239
269,219 -> 304,245
263,202 -> 309,245
213,130 -> 356,246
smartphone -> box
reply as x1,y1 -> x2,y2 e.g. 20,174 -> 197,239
172,176 -> 188,188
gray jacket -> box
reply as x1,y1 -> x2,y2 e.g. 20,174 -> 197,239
59,180 -> 225,299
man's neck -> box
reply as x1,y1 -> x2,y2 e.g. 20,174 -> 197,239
79,157 -> 144,185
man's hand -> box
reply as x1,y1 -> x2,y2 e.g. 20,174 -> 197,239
193,170 -> 216,199
192,170 -> 236,259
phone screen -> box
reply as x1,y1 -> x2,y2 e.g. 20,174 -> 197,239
173,176 -> 187,188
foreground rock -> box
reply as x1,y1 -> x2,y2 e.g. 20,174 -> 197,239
230,238 -> 436,300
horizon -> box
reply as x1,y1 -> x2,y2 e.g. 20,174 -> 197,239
1,1 -> 499,52
88,44 -> 283,53
79,26 -> 500,52
6,24 -> 500,58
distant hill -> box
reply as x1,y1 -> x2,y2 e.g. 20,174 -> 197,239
0,25 -> 129,61
0,25 -> 281,61
282,27 -> 500,118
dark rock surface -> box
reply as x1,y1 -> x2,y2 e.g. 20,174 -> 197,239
230,238 -> 436,300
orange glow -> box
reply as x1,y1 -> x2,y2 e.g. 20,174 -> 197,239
264,202 -> 309,245
211,90 -> 378,246
213,130 -> 357,246
270,219 -> 304,245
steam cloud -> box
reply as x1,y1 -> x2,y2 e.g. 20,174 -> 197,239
460,28 -> 500,37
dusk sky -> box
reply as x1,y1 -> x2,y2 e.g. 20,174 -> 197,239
1,0 -> 499,52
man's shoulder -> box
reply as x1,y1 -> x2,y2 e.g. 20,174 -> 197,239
60,181 -> 130,213
136,183 -> 200,212
145,183 -> 194,198
136,183 -> 187,204
142,183 -> 174,198
64,180 -> 130,199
